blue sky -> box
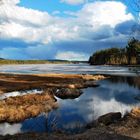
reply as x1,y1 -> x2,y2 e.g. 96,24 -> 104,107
19,0 -> 139,19
0,0 -> 140,60
19,0 -> 83,14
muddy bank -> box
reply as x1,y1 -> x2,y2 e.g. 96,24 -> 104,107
111,107 -> 140,139
0,73 -> 106,94
0,130 -> 136,140
0,91 -> 58,123
0,110 -> 138,139
85,107 -> 140,140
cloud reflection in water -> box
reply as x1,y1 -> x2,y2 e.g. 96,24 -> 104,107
0,76 -> 140,135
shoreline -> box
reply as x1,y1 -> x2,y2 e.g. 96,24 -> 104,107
0,109 -> 140,140
0,73 -> 139,139
89,64 -> 140,67
0,73 -> 106,123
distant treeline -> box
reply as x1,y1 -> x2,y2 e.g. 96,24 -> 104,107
0,59 -> 87,65
0,59 -> 72,65
89,38 -> 140,65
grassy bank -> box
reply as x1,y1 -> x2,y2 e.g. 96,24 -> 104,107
0,59 -> 72,65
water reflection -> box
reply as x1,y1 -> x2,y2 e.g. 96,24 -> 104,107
108,76 -> 140,89
0,76 -> 140,135
21,115 -> 48,133
47,76 -> 140,133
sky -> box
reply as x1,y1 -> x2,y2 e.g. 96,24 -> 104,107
0,0 -> 140,60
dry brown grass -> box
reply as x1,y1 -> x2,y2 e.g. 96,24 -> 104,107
0,73 -> 106,123
0,92 -> 58,123
130,107 -> 140,118
0,73 -> 106,94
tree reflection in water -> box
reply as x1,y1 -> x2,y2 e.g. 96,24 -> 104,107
108,76 -> 140,89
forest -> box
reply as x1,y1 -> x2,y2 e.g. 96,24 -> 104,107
89,38 -> 140,65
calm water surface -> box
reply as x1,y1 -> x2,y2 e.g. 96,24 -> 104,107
0,64 -> 140,135
0,63 -> 140,76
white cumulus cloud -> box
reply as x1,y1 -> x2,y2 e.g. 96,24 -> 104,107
0,1 -> 134,43
77,1 -> 134,27
0,0 -> 138,60
55,51 -> 89,61
0,0 -> 20,5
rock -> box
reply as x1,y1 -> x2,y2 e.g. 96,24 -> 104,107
85,81 -> 99,87
98,112 -> 122,125
53,88 -> 83,99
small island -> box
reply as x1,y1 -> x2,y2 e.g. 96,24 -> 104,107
89,38 -> 140,66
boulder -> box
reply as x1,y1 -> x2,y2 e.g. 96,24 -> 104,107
53,88 -> 83,99
98,112 -> 122,125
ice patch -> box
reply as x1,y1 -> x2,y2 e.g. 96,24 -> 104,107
0,89 -> 43,100
0,123 -> 22,135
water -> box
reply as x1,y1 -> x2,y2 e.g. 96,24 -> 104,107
0,64 -> 140,135
46,76 -> 140,134
0,75 -> 140,135
0,63 -> 140,76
